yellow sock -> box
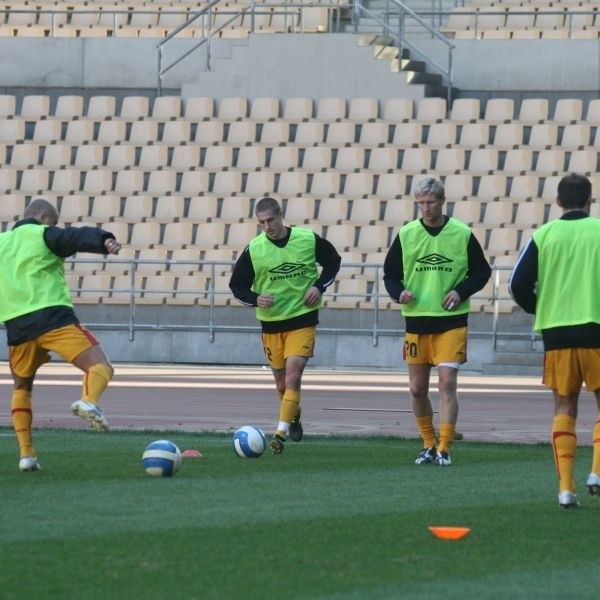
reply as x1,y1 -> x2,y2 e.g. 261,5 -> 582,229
552,414 -> 577,493
12,389 -> 35,458
275,389 -> 300,438
438,423 -> 456,454
415,415 -> 436,448
82,363 -> 113,403
591,416 -> 600,475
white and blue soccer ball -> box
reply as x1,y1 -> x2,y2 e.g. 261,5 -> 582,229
142,440 -> 182,477
232,426 -> 266,458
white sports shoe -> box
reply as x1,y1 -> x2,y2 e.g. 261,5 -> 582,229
19,456 -> 41,472
71,400 -> 109,432
586,473 -> 600,496
434,451 -> 452,466
558,490 -> 579,508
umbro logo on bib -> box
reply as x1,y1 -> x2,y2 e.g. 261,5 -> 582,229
269,262 -> 306,275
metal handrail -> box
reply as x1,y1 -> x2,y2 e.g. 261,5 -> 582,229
352,0 -> 455,104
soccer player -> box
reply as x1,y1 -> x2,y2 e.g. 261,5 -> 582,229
0,199 -> 121,472
383,177 -> 491,466
509,173 -> 600,508
229,197 -> 341,454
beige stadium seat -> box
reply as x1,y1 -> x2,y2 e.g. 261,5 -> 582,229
343,172 -> 374,199
90,195 -> 123,222
486,227 -> 519,256
317,197 -> 350,224
483,98 -> 514,123
300,146 -> 332,171
282,97 -> 313,122
128,120 -> 159,145
308,171 -> 341,197
235,145 -> 267,170
492,123 -> 524,149
9,143 -> 39,168
415,98 -> 446,123
483,200 -> 514,227
86,95 -> 116,120
329,278 -> 369,309
54,95 -> 84,120
426,122 -> 457,148
153,196 -> 185,223
68,4 -> 101,28
440,9 -> 477,35
70,251 -> 106,276
277,170 -> 308,196
450,200 -> 483,225
105,145 -> 135,170
249,97 -> 280,122
211,171 -> 243,195
168,248 -> 202,275
224,221 -> 259,249
162,222 -> 195,249
170,145 -> 200,170
151,95 -> 182,121
316,98 -> 347,122
528,123 -> 559,149
283,196 -> 316,224
349,197 -> 382,224
100,221 -> 130,245
259,121 -> 290,145
203,145 -> 234,169
135,248 -> 169,274
324,122 -> 356,146
226,121 -> 257,145
114,170 -> 144,195
185,196 -> 219,221
584,99 -> 600,126
567,149 -> 597,174
0,167 -> 18,192
508,175 -> 539,201
77,274 -> 112,304
434,148 -> 466,174
137,274 -> 177,304
219,196 -> 254,223
119,96 -> 150,121
217,97 -> 248,121
294,121 -> 325,145
104,273 -> 140,305
122,196 -> 154,222
334,147 -> 365,172
514,202 -> 546,228
19,168 -> 50,194
559,124 -> 591,150
348,98 -> 379,122
458,123 -> 489,148
0,94 -> 16,117
539,175 -> 563,202
357,224 -> 390,252
534,8 -> 566,30
184,97 -> 214,121
32,119 -> 62,144
322,223 -> 356,252
516,98 -> 549,124
448,98 -> 480,123
381,98 -> 413,122
338,250 -> 366,277
161,120 -> 192,145
400,147 -> 432,174
64,119 -> 94,144
0,193 -> 27,222
358,122 -> 390,147
51,168 -> 83,194
138,145 -> 168,170
60,195 -> 91,222
193,222 -> 227,249
477,174 -> 508,200
0,118 -> 24,143
178,170 -> 210,196
244,171 -> 275,197
42,143 -> 71,168
167,273 -> 208,305
374,172 -> 408,198
391,122 -> 423,147
74,144 -> 104,169
444,173 -> 474,200
552,98 -> 583,124
268,145 -> 299,170
505,5 -> 536,29
535,149 -> 564,174
468,148 -> 500,174
20,95 -> 50,120
475,7 -> 507,31
367,147 -> 399,172
129,222 -> 161,249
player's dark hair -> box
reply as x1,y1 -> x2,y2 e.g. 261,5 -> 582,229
255,197 -> 281,215
24,198 -> 59,221
557,173 -> 592,209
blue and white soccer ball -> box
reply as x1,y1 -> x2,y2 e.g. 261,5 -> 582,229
142,440 -> 182,477
232,426 -> 267,458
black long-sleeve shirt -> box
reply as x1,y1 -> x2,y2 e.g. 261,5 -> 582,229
3,219 -> 116,345
509,210 -> 600,350
383,216 -> 491,334
229,227 -> 341,333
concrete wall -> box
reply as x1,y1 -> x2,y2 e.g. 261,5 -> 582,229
0,34 -> 597,97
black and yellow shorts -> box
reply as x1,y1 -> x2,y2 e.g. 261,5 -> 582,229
403,327 -> 467,366
261,326 -> 316,370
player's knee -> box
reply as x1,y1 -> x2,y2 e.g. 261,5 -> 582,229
89,362 -> 114,384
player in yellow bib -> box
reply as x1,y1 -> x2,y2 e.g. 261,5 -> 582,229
384,177 -> 491,466
510,173 -> 600,508
229,197 -> 341,454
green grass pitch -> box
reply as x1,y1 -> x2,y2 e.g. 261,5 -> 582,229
1,429 -> 598,599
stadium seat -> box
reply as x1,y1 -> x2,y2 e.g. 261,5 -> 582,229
334,147 -> 365,171
381,98 -> 413,122
259,121 -> 291,145
86,95 -> 117,120
244,170 -> 275,197
282,97 -> 313,122
448,98 -> 480,122
74,144 -> 104,169
9,143 -> 39,167
54,95 -> 84,120
426,122 -> 457,148
391,122 -> 423,147
316,97 -> 347,121
268,145 -> 300,171
348,98 -> 379,122
283,196 -> 316,224
458,123 -> 490,148
301,146 -> 332,171
249,97 -> 280,122
450,200 -> 483,226
218,97 -> 248,121
367,147 -> 398,172
317,197 -> 350,224
122,196 -> 154,222
106,145 -> 135,169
